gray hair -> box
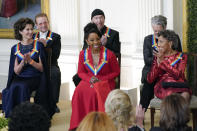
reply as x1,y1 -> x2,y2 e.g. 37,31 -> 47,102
151,15 -> 167,28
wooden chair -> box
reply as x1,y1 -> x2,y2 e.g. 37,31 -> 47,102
115,53 -> 121,89
149,53 -> 197,129
45,48 -> 52,80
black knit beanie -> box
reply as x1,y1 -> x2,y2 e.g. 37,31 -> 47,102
91,9 -> 105,19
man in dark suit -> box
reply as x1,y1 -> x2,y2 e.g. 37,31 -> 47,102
34,13 -> 61,113
140,15 -> 182,110
83,9 -> 121,54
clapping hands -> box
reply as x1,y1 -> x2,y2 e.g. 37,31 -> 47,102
24,52 -> 32,64
156,48 -> 165,65
101,35 -> 107,46
90,76 -> 99,84
39,38 -> 47,47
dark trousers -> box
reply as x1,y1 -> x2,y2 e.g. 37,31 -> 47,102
50,66 -> 61,104
140,80 -> 155,109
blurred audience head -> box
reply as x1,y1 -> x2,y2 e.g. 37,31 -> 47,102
8,102 -> 51,131
105,89 -> 133,131
76,112 -> 116,131
160,93 -> 191,131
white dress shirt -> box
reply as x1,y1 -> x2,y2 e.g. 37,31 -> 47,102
40,31 -> 48,39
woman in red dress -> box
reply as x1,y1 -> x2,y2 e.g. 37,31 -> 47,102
69,23 -> 120,130
147,30 -> 191,101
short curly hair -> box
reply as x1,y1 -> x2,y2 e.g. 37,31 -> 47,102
105,89 -> 133,131
8,102 -> 51,131
84,22 -> 102,40
14,18 -> 34,41
158,30 -> 178,50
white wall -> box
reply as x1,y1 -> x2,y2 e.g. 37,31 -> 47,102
173,0 -> 183,42
162,0 -> 183,41
0,1 -> 183,100
0,39 -> 18,91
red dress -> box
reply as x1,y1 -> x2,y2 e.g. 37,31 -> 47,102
147,52 -> 191,99
69,46 -> 120,130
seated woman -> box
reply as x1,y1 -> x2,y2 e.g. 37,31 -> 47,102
2,18 -> 52,117
69,23 -> 120,130
150,93 -> 192,131
147,30 -> 191,101
105,89 -> 145,131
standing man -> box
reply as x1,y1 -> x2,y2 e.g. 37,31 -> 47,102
83,9 -> 121,54
140,15 -> 182,110
34,13 -> 61,113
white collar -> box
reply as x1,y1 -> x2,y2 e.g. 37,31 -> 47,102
39,31 -> 48,39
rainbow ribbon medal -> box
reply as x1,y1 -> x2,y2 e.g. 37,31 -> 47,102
46,31 -> 53,44
152,35 -> 158,51
170,53 -> 183,66
84,47 -> 108,75
104,27 -> 111,37
33,31 -> 53,44
15,40 -> 39,60
33,32 -> 39,40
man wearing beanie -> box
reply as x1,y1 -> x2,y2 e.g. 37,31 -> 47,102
83,9 -> 121,54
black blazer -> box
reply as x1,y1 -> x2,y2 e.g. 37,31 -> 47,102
141,34 -> 182,83
33,31 -> 61,66
83,25 -> 121,54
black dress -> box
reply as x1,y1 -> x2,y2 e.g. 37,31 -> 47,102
2,41 -> 54,117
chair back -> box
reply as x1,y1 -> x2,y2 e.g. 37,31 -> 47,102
115,53 -> 121,89
45,48 -> 52,80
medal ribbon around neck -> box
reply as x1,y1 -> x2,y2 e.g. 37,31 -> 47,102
152,35 -> 158,51
33,32 -> 39,40
104,27 -> 111,37
170,52 -> 183,66
15,40 -> 39,60
33,31 -> 53,44
84,47 -> 108,76
46,31 -> 53,44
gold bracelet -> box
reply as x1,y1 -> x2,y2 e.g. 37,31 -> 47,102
29,60 -> 34,65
